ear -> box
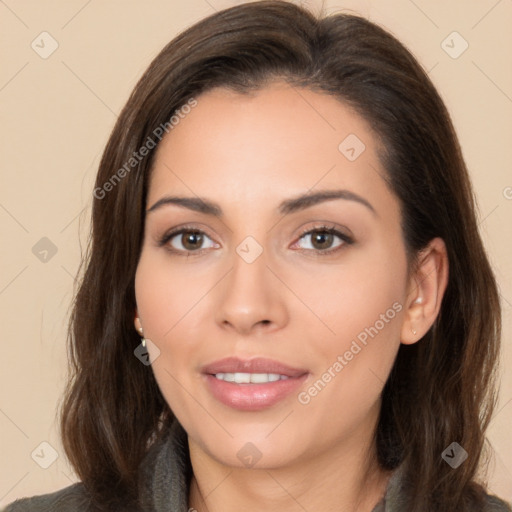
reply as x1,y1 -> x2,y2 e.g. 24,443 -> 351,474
134,309 -> 143,334
400,237 -> 449,345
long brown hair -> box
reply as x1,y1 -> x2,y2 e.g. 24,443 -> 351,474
59,1 -> 502,510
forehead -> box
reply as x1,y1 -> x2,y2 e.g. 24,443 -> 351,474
147,82 -> 393,217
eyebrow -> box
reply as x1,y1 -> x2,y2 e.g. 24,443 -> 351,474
146,189 -> 377,217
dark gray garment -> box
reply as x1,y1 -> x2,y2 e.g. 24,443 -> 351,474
3,419 -> 511,511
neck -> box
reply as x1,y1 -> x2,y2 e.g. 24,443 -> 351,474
187,426 -> 392,512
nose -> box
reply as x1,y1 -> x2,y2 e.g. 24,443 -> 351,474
214,246 -> 288,336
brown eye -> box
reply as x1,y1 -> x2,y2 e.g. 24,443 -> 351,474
310,231 -> 335,250
295,226 -> 353,255
180,231 -> 204,251
159,228 -> 218,255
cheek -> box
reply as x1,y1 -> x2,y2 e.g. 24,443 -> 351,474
299,240 -> 405,332
134,250 -> 216,339
289,238 -> 407,392
134,253 -> 203,414
133,249 -> 224,393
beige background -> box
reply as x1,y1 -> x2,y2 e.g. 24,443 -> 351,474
1,0 -> 511,506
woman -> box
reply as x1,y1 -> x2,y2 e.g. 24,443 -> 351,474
4,1 -> 510,511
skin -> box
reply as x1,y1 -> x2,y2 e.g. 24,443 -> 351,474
133,81 -> 448,512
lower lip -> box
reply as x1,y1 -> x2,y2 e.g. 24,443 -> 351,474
204,374 -> 308,411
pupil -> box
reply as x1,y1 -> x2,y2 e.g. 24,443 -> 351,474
183,232 -> 202,250
314,232 -> 332,249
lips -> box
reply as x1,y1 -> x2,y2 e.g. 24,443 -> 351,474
201,357 -> 309,411
202,357 -> 308,378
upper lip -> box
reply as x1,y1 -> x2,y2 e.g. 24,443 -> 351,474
202,357 -> 308,378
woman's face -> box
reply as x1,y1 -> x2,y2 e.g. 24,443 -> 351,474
134,82 -> 413,469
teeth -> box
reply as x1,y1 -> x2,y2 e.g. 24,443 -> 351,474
214,372 -> 290,384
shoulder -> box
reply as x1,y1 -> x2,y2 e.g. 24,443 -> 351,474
382,463 -> 511,511
2,421 -> 188,512
1,482 -> 101,512
481,492 -> 512,511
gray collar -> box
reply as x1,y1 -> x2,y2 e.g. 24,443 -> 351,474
138,419 -> 192,511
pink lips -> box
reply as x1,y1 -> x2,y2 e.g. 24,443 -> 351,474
202,357 -> 309,411
202,357 -> 308,377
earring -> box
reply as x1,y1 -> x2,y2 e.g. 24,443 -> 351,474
138,327 -> 146,348
412,329 -> 417,335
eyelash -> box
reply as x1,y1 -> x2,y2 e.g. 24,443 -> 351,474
157,224 -> 354,257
